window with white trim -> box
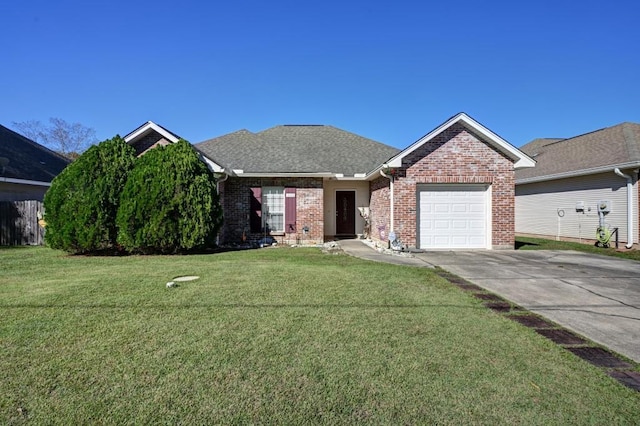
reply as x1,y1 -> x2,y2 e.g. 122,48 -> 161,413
262,187 -> 284,233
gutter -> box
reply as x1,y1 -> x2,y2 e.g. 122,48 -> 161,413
614,168 -> 635,249
231,171 -> 335,178
379,165 -> 394,237
0,176 -> 52,187
516,161 -> 640,185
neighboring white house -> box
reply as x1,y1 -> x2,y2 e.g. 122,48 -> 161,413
515,122 -> 640,248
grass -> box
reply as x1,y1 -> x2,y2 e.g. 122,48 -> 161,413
1,246 -> 639,424
516,235 -> 640,261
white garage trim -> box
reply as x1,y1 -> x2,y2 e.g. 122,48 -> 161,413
417,184 -> 492,250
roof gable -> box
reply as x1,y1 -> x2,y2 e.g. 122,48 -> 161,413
0,124 -> 70,184
516,122 -> 640,184
124,121 -> 181,144
381,113 -> 535,171
123,121 -> 226,173
124,121 -> 182,156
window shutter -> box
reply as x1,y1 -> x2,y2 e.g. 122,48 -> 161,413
284,187 -> 296,233
250,187 -> 262,232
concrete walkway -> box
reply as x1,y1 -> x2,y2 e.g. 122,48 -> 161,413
337,239 -> 434,268
339,239 -> 640,363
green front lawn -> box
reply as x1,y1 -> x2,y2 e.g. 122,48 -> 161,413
1,247 -> 638,424
516,235 -> 640,261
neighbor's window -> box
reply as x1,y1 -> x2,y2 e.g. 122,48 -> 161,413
262,187 -> 284,233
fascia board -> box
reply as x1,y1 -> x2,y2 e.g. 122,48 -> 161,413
516,161 -> 640,185
364,163 -> 389,180
0,177 -> 51,186
233,172 -> 336,178
199,155 -> 227,174
335,174 -> 368,181
124,121 -> 180,144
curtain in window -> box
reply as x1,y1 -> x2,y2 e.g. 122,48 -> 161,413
263,187 -> 284,232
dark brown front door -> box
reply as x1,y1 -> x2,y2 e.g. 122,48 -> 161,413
335,191 -> 355,235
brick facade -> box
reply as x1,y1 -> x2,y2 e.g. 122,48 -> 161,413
370,123 -> 515,249
130,133 -> 172,156
219,177 -> 324,245
369,176 -> 391,242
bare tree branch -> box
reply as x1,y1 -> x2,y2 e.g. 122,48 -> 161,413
12,118 -> 98,159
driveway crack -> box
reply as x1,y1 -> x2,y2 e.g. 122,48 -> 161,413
558,278 -> 640,311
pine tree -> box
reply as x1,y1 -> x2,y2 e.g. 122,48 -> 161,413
44,136 -> 136,253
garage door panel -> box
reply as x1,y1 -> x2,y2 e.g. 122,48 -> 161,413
433,236 -> 450,245
451,220 -> 467,229
434,220 -> 449,229
467,238 -> 485,246
418,185 -> 489,249
469,220 -> 485,229
451,236 -> 469,245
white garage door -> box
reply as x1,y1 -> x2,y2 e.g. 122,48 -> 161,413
418,185 -> 489,249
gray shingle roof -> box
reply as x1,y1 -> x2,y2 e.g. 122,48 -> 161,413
195,125 -> 400,176
0,124 -> 70,182
516,122 -> 640,181
518,138 -> 564,156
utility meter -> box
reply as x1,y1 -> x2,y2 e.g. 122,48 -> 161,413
597,200 -> 611,214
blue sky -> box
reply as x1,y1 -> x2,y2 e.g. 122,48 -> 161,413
2,0 -> 639,149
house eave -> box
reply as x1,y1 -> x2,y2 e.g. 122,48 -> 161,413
232,171 -> 336,178
198,154 -> 227,174
333,173 -> 368,181
516,161 -> 640,185
0,177 -> 52,187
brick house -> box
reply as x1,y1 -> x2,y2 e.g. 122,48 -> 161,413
370,114 -> 534,249
126,113 -> 534,250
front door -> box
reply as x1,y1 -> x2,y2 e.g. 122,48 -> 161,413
335,191 -> 356,236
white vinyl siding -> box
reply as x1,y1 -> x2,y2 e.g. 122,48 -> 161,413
262,187 -> 284,233
515,172 -> 636,244
418,184 -> 490,249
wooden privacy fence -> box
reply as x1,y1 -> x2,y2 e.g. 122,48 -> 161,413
0,200 -> 45,245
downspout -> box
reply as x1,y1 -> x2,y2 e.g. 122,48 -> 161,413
215,170 -> 229,245
614,168 -> 634,249
380,166 -> 394,237
216,169 -> 229,192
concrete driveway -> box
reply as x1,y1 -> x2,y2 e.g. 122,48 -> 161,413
416,250 -> 640,362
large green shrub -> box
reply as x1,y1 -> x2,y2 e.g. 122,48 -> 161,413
44,136 -> 136,253
116,140 -> 223,254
